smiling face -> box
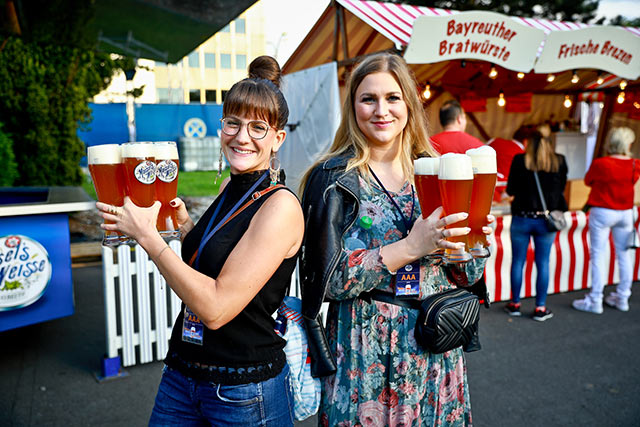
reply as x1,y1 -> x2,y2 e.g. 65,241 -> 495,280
221,115 -> 286,175
354,72 -> 408,149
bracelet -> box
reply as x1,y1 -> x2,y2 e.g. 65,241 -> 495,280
156,245 -> 171,260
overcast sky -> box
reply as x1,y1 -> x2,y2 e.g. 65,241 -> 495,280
262,0 -> 640,65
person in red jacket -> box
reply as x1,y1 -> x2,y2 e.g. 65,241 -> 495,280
573,127 -> 640,314
430,99 -> 484,154
488,127 -> 526,202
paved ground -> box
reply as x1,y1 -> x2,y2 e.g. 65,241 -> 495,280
1,265 -> 638,426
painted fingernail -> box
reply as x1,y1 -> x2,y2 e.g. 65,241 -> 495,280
170,201 -> 177,207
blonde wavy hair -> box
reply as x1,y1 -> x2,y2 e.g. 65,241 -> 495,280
299,52 -> 437,193
524,125 -> 560,173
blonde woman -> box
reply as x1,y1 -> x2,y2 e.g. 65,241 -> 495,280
504,128 -> 568,320
573,127 -> 639,313
299,52 -> 493,425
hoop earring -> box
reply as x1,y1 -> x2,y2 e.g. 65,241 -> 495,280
269,154 -> 281,186
215,145 -> 224,184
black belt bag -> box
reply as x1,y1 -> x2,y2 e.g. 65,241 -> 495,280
361,288 -> 481,354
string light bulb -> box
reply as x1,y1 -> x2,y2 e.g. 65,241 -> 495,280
571,70 -> 579,84
617,91 -> 625,104
546,73 -> 555,82
497,90 -> 506,107
634,102 -> 640,110
517,72 -> 525,80
620,79 -> 628,90
596,73 -> 604,85
489,65 -> 498,79
563,94 -> 572,109
423,83 -> 431,100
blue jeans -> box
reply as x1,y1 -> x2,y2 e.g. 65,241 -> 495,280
510,216 -> 557,307
148,364 -> 294,427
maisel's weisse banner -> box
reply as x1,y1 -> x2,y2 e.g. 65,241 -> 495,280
534,26 -> 640,80
404,11 -> 546,72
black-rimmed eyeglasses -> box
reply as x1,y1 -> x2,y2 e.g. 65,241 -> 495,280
220,118 -> 275,140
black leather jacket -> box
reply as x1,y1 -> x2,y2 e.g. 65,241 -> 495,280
299,151 -> 360,320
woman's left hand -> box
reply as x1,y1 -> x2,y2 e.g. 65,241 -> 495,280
96,197 -> 161,242
482,214 -> 496,240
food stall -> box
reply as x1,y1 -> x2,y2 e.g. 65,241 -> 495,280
280,0 -> 640,302
0,187 -> 94,332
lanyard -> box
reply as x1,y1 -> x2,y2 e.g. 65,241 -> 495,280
368,165 -> 415,236
194,171 -> 268,269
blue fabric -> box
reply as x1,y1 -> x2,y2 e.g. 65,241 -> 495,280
510,216 -> 557,307
149,364 -> 294,426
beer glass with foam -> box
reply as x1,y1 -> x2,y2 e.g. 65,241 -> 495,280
438,153 -> 473,263
87,144 -> 127,246
154,141 -> 180,239
414,157 -> 443,258
466,146 -> 497,258
122,142 -> 157,207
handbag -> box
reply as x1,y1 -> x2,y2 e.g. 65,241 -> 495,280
274,296 -> 321,420
360,288 -> 481,354
533,171 -> 567,232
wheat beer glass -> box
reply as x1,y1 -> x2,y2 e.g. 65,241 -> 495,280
438,153 -> 474,263
122,142 -> 157,207
154,141 -> 180,239
414,157 -> 444,258
87,144 -> 127,246
466,146 -> 497,258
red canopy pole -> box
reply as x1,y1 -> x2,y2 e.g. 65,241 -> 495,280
593,92 -> 615,160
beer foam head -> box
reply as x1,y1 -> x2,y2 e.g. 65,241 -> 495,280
87,144 -> 122,164
121,142 -> 155,158
414,157 -> 439,175
438,153 -> 473,180
465,146 -> 497,174
154,142 -> 179,160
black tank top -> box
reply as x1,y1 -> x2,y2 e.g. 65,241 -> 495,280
165,169 -> 298,385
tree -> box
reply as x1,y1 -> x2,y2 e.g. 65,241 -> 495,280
394,0 -> 600,23
0,0 -> 135,186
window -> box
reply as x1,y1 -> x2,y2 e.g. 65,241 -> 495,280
157,88 -> 169,103
221,24 -> 230,33
189,89 -> 200,103
188,51 -> 199,68
205,90 -> 217,103
220,54 -> 231,69
204,53 -> 216,69
235,18 -> 246,34
236,54 -> 247,70
221,90 -> 229,102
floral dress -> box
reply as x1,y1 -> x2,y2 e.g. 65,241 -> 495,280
319,176 -> 485,427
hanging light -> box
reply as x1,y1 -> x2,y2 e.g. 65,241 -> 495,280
460,59 -> 466,68
617,91 -> 625,104
423,82 -> 431,100
563,94 -> 572,109
599,102 -> 605,108
596,73 -> 604,85
497,90 -> 506,107
517,72 -> 525,80
489,65 -> 498,79
634,102 -> 640,110
546,73 -> 555,82
620,79 -> 628,90
571,70 -> 579,84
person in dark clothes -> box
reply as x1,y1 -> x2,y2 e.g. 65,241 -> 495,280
504,126 -> 568,321
97,56 -> 302,426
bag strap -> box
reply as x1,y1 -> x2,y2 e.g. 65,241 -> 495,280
188,184 -> 286,267
532,171 -> 549,213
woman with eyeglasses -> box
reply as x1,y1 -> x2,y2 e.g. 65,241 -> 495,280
97,56 -> 302,426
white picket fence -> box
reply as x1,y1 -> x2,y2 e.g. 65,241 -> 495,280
101,240 -> 307,368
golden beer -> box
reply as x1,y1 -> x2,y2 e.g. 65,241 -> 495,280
122,142 -> 157,207
438,153 -> 473,263
414,157 -> 444,258
466,146 -> 497,258
154,142 -> 180,238
87,144 -> 127,246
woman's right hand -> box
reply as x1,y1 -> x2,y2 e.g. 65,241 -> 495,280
405,207 -> 470,259
169,197 -> 195,236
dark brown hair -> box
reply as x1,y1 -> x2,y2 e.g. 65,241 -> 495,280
439,99 -> 463,127
222,55 -> 289,129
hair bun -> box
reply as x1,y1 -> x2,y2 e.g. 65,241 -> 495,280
248,55 -> 282,88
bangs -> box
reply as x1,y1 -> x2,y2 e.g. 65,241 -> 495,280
222,80 -> 279,127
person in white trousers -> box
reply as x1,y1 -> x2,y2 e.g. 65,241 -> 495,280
573,127 -> 639,313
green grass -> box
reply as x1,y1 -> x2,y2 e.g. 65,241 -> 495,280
82,169 -> 230,200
